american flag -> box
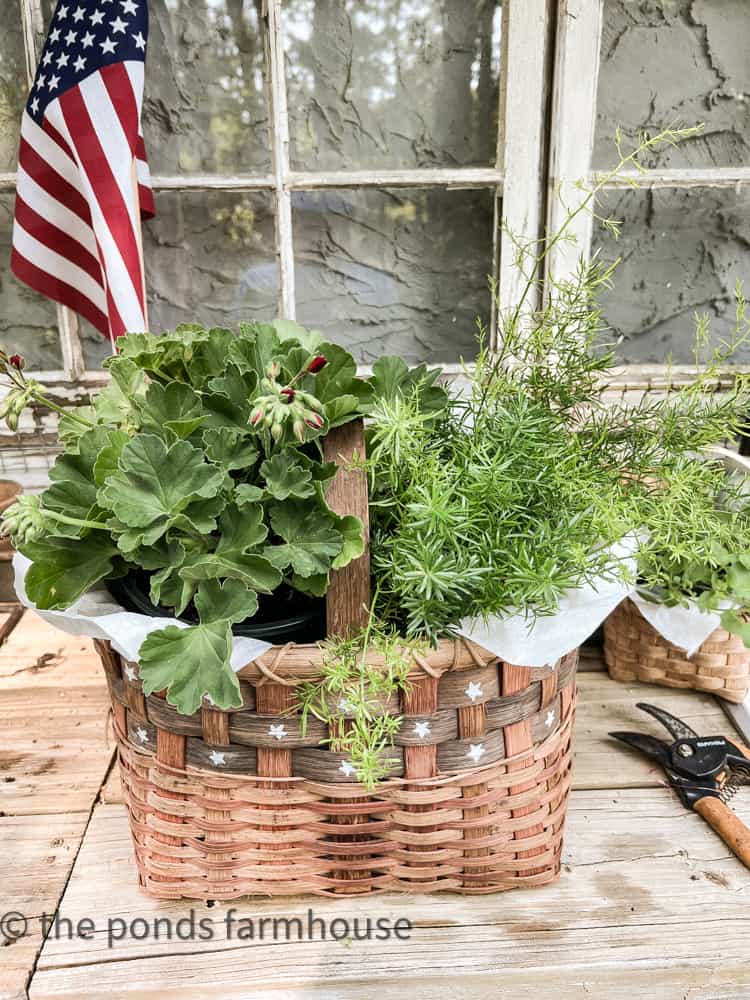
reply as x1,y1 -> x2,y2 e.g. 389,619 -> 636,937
11,0 -> 154,347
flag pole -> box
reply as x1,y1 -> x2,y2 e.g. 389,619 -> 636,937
131,156 -> 149,333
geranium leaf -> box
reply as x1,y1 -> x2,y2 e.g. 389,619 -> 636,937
135,382 -> 208,439
270,319 -> 324,353
138,621 -> 242,715
260,454 -> 315,500
98,434 -> 224,529
307,343 -> 373,418
291,571 -> 329,597
92,430 -> 130,487
235,483 -> 265,507
42,426 -> 118,534
267,501 -> 343,576
57,406 -> 97,448
170,493 -> 228,535
203,427 -> 259,471
324,394 -> 360,428
331,514 -> 365,570
369,355 -> 448,415
195,579 -> 259,625
21,533 -> 118,609
181,504 -> 281,593
203,364 -> 258,428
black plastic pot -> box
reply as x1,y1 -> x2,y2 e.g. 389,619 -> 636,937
107,570 -> 326,645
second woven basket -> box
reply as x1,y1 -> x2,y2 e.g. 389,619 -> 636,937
604,598 -> 750,703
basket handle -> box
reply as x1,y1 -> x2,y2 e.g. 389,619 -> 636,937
323,418 -> 371,636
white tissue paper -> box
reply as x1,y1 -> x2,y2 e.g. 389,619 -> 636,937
12,552 -> 272,670
457,534 -> 640,668
629,592 -> 734,658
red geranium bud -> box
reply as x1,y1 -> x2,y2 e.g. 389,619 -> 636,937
250,407 -> 264,426
304,413 -> 324,429
280,387 -> 296,403
306,354 -> 328,374
8,354 -> 24,370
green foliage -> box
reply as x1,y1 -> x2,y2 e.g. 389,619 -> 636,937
297,617 -> 425,789
636,456 -> 750,645
2,322 -> 380,713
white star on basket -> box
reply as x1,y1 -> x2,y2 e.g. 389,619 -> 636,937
464,681 -> 483,702
134,726 -> 148,744
413,721 -> 432,739
467,743 -> 486,764
268,724 -> 287,741
123,664 -> 137,682
544,709 -> 555,728
203,693 -> 216,707
209,750 -> 226,766
338,760 -> 356,778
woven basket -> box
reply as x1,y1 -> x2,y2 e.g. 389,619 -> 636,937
604,598 -> 750,703
95,421 -> 578,898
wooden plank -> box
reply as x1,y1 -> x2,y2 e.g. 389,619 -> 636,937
0,813 -> 88,1000
573,672 -> 741,789
29,787 -> 750,997
0,606 -> 24,647
599,166 -> 750,189
0,612 -> 105,687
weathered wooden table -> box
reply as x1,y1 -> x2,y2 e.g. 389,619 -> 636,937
2,609 -> 749,1000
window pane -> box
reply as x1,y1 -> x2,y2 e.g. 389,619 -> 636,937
143,0 -> 271,174
292,187 -> 493,362
0,194 -> 62,370
284,0 -> 503,171
81,190 -> 278,369
0,8 -> 26,171
595,0 -> 750,169
594,187 -> 750,364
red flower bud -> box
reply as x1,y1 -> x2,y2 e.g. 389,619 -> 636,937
304,413 -> 324,429
8,354 -> 24,370
280,387 -> 296,403
250,407 -> 264,426
306,354 -> 328,374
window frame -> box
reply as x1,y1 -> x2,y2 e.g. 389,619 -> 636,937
3,0 -> 558,393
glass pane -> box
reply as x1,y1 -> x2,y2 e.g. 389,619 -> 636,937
0,8 -> 26,171
81,190 -> 278,369
284,0 -> 503,170
0,194 -> 62,370
594,187 -> 750,364
143,0 -> 271,174
292,187 -> 494,363
595,0 -> 750,169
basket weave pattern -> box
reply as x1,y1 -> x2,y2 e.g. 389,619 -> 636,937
97,639 -> 577,898
604,598 -> 750,703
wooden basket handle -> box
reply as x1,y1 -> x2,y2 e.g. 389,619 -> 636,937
323,418 -> 371,636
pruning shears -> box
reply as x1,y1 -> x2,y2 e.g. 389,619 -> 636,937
610,703 -> 750,869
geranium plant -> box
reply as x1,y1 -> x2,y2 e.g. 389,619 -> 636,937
1,321 -> 378,714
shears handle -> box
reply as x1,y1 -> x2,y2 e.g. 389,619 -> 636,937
694,796 -> 750,869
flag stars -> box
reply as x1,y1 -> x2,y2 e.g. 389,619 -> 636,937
35,74 -> 46,90
73,55 -> 87,73
72,5 -> 86,21
133,31 -> 146,50
100,36 -> 117,54
64,29 -> 77,45
57,4 -> 69,18
49,27 -> 61,43
121,0 -> 138,13
30,97 -> 39,114
110,15 -> 128,33
48,75 -> 60,90
56,52 -> 69,69
42,50 -> 53,66
81,31 -> 95,48
90,9 -> 105,26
